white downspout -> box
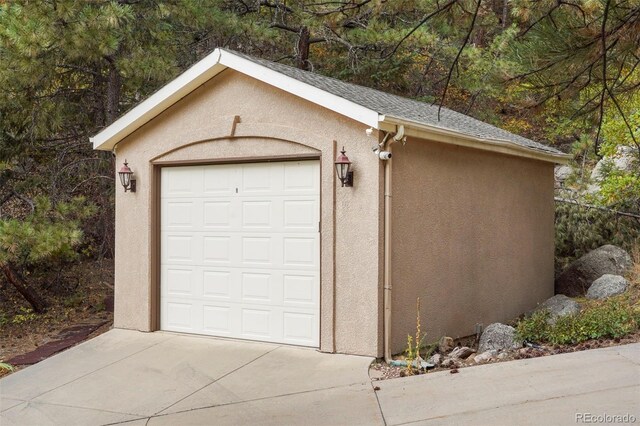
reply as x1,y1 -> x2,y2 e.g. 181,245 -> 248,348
383,125 -> 404,363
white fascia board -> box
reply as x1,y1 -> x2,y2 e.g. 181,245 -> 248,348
92,48 -> 381,151
381,116 -> 571,164
91,49 -> 226,151
218,50 -> 380,130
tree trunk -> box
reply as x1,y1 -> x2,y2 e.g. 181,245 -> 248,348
296,27 -> 311,70
1,264 -> 47,313
105,60 -> 122,125
502,0 -> 508,29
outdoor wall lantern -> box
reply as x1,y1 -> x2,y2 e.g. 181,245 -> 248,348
118,160 -> 136,193
334,147 -> 353,187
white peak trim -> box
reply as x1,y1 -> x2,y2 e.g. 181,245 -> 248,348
91,48 -> 381,151
217,50 -> 379,129
91,49 -> 226,150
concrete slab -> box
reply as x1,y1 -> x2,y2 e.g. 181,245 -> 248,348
2,330 -> 638,425
614,343 -> 640,365
376,345 -> 640,425
211,345 -> 373,401
33,334 -> 279,416
158,380 -> 244,415
108,418 -> 151,426
0,397 -> 24,413
415,385 -> 640,426
0,329 -> 171,401
148,383 -> 384,426
0,401 -> 142,426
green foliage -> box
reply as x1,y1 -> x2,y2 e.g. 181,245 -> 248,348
0,197 -> 95,268
515,310 -> 551,343
403,297 -> 427,374
0,362 -> 14,372
11,307 -> 37,324
517,300 -> 640,345
63,293 -> 84,309
554,201 -> 636,271
593,93 -> 640,207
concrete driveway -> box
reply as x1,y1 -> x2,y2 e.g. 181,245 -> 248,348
1,329 -> 638,426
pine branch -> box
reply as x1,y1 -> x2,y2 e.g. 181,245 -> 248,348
438,0 -> 482,121
382,0 -> 458,59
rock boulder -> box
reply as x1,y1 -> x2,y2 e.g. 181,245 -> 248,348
438,336 -> 454,353
449,346 -> 475,360
534,294 -> 581,323
478,323 -> 521,353
586,274 -> 629,299
555,245 -> 632,297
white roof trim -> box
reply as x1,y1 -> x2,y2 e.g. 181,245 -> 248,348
217,50 -> 380,129
91,50 -> 226,150
381,116 -> 570,164
91,48 -> 380,150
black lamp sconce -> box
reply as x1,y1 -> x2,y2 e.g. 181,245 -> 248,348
334,147 -> 353,187
118,160 -> 136,192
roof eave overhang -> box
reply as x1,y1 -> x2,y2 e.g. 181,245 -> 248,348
91,50 -> 226,151
379,116 -> 570,164
91,48 -> 380,151
91,48 -> 569,165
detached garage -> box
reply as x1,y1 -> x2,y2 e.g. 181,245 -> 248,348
91,48 -> 569,358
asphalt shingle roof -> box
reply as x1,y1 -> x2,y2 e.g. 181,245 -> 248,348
226,49 -> 564,156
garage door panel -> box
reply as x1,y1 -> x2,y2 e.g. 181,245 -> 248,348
164,196 -> 317,234
202,235 -> 233,264
203,201 -> 233,229
202,306 -> 232,335
162,233 -> 319,271
162,167 -> 204,197
202,270 -> 233,299
203,165 -> 237,195
283,274 -> 318,306
165,302 -> 195,330
283,200 -> 318,231
164,234 -> 197,264
283,161 -> 319,193
164,268 -> 195,296
283,312 -> 316,345
161,161 -> 319,347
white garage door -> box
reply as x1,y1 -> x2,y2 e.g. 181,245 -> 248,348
160,161 -> 320,347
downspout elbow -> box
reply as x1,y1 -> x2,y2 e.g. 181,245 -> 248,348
392,125 -> 405,142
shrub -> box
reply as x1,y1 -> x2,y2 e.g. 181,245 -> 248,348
517,299 -> 640,345
554,200 -> 637,273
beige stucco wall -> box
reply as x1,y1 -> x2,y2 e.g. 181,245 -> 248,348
113,69 -> 384,357
390,137 -> 555,354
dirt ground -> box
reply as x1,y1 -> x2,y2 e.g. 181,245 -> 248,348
0,259 -> 114,378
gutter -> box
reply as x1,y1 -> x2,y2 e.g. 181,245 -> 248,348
380,116 -> 571,165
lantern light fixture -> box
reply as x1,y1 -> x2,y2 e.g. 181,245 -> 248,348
334,147 -> 353,187
118,160 -> 136,192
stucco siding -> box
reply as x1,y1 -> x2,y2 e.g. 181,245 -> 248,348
114,70 -> 383,357
390,137 -> 555,354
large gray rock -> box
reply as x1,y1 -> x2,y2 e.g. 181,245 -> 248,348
586,274 -> 629,299
587,146 -> 638,194
555,245 -> 632,297
535,294 -> 581,323
591,146 -> 637,182
449,346 -> 475,360
478,323 -> 521,353
554,165 -> 572,187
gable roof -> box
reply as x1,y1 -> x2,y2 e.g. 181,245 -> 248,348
91,48 -> 568,163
